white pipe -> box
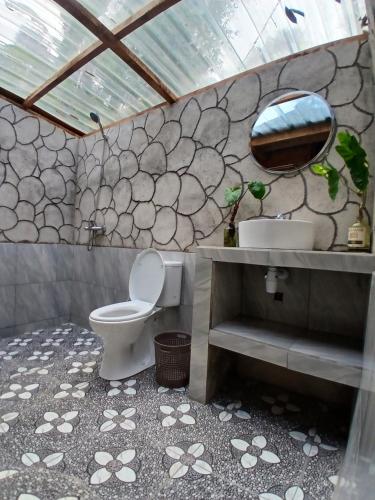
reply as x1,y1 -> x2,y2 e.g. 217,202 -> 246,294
265,267 -> 289,294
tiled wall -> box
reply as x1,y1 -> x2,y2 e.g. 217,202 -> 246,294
74,36 -> 375,251
0,243 -> 73,337
0,99 -> 78,244
71,246 -> 195,334
0,242 -> 195,338
241,264 -> 370,337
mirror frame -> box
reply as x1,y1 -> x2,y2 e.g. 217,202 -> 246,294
249,90 -> 336,175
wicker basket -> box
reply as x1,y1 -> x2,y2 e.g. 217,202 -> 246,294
154,331 -> 191,388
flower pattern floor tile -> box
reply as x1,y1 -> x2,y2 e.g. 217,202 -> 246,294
0,324 -> 348,499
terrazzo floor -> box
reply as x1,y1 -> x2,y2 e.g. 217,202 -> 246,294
0,323 -> 348,500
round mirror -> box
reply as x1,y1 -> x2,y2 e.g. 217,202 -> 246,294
250,91 -> 335,174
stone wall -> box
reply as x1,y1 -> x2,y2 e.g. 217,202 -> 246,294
0,99 -> 78,244
74,36 -> 375,252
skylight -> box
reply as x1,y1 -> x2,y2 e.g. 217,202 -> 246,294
0,0 -> 366,135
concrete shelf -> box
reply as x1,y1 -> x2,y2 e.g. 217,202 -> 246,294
196,246 -> 375,274
210,317 -> 363,388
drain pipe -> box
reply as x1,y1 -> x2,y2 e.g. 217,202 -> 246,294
265,267 -> 289,294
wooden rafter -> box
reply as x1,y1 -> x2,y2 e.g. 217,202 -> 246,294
24,0 -> 179,108
0,86 -> 83,136
112,0 -> 181,39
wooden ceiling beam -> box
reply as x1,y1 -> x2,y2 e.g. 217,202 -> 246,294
49,0 -> 177,103
0,86 -> 83,136
113,0 -> 181,39
24,40 -> 104,107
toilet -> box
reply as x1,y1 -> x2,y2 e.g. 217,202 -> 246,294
89,249 -> 183,380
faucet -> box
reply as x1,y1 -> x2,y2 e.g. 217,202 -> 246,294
84,220 -> 106,251
276,213 -> 288,220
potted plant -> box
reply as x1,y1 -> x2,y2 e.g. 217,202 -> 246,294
224,181 -> 267,247
311,130 -> 371,251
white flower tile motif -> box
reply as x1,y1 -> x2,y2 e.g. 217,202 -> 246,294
35,411 -> 79,434
10,364 -> 53,379
67,361 -> 96,374
261,393 -> 300,415
0,383 -> 39,400
64,348 -> 102,360
41,338 -> 64,347
259,485 -> 311,500
89,449 -> 139,485
163,442 -> 213,480
25,329 -> 44,336
158,404 -> 196,428
54,382 -> 89,399
289,428 -> 338,457
0,412 -> 19,433
212,400 -> 250,422
231,434 -> 280,469
51,328 -> 64,335
0,470 -> 18,480
99,408 -> 137,432
21,450 -> 64,470
0,350 -> 19,361
8,338 -> 32,347
157,385 -> 186,394
17,495 -> 78,500
107,379 -> 138,397
74,337 -> 95,347
27,350 -> 54,362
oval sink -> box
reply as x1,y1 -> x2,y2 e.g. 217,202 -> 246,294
238,219 -> 314,250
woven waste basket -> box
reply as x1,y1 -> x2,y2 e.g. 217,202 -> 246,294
154,331 -> 191,388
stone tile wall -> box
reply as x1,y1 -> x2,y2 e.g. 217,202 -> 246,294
74,36 -> 375,251
0,100 -> 78,244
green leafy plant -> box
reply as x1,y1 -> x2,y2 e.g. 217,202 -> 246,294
311,131 -> 369,215
224,180 -> 267,225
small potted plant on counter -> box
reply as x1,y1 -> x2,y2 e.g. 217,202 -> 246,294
311,130 -> 371,251
224,181 -> 267,247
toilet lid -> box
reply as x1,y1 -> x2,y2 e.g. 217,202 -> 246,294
129,249 -> 165,305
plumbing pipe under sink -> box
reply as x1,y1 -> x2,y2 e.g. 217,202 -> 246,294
265,266 -> 289,294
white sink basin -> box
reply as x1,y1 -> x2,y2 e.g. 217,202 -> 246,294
238,219 -> 314,250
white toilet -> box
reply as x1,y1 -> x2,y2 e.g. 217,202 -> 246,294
89,249 -> 183,380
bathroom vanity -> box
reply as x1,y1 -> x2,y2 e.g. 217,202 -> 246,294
189,247 -> 375,403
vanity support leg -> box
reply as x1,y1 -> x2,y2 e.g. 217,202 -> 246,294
189,256 -> 214,403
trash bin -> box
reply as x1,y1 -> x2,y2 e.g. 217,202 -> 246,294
154,331 -> 191,388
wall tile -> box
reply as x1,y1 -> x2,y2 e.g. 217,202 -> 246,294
0,243 -> 16,285
309,270 -> 370,337
0,286 -> 15,328
16,244 -> 56,284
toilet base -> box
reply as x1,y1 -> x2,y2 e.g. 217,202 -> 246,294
96,317 -> 156,380
99,344 -> 154,381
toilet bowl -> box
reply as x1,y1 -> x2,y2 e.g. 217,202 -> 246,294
89,249 -> 183,380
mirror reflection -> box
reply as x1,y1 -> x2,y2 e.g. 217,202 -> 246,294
250,92 -> 335,174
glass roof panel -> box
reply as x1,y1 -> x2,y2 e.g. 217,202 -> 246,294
0,0 -> 97,98
77,0 -> 151,30
36,49 -> 163,133
124,0 -> 366,96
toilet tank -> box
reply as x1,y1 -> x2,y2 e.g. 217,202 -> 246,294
157,261 -> 183,307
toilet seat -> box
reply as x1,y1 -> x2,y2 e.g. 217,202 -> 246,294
89,249 -> 166,326
90,300 -> 154,323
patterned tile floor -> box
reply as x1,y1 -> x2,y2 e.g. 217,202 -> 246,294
0,324 -> 348,500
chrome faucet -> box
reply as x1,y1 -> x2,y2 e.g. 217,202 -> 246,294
276,213 -> 288,220
84,220 -> 106,251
